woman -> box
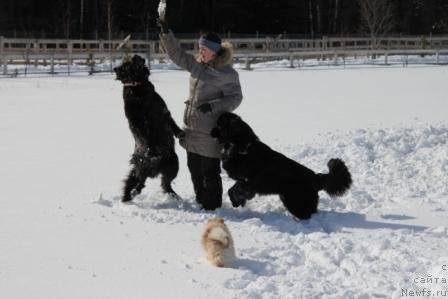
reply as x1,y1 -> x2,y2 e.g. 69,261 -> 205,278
160,27 -> 243,210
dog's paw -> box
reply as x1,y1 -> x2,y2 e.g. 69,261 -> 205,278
230,196 -> 247,208
230,197 -> 240,207
228,185 -> 248,208
121,195 -> 133,202
238,198 -> 247,207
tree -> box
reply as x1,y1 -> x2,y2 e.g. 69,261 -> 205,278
62,0 -> 72,39
424,0 -> 448,34
308,0 -> 315,37
105,0 -> 114,40
1,0 -> 447,38
358,0 -> 396,37
329,0 -> 340,33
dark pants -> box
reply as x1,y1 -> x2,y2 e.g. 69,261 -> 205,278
187,152 -> 223,210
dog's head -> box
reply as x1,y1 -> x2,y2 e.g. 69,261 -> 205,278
206,217 -> 225,225
113,55 -> 149,84
211,112 -> 258,146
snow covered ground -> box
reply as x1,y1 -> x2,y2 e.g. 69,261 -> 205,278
1,64 -> 447,298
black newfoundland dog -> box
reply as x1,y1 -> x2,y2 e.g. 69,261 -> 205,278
211,112 -> 352,220
114,55 -> 183,202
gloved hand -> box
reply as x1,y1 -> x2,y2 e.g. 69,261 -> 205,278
158,0 -> 167,19
197,103 -> 212,113
157,18 -> 169,34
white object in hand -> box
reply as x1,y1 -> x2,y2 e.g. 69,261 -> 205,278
158,0 -> 167,20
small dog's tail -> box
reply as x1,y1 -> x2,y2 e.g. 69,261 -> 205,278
316,158 -> 352,197
205,226 -> 232,267
207,227 -> 230,247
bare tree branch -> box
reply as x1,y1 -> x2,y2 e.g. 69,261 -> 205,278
358,0 -> 395,38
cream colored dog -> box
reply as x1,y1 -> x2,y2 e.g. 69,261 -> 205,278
201,217 -> 235,267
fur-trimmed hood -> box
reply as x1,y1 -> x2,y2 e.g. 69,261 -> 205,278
197,41 -> 234,69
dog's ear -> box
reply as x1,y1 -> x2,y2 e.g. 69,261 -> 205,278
132,55 -> 146,66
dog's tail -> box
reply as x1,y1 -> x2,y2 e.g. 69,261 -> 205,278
207,227 -> 230,247
206,226 -> 234,267
316,158 -> 352,197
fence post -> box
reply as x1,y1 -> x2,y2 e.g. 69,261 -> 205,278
0,36 -> 4,59
88,52 -> 95,75
67,41 -> 73,65
244,54 -> 252,70
0,36 -> 5,75
67,40 -> 72,75
151,40 -> 156,55
436,52 -> 439,65
384,52 -> 388,65
146,41 -> 151,73
34,40 -> 39,67
289,55 -> 294,68
99,41 -> 104,63
24,43 -> 30,77
322,36 -> 328,51
49,55 -> 55,75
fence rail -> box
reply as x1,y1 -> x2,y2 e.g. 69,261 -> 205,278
1,35 -> 448,75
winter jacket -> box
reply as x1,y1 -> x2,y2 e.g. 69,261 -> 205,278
160,31 -> 243,158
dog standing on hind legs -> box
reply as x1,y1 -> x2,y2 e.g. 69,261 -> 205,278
114,55 -> 184,202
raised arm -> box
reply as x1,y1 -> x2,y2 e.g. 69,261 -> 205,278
160,31 -> 200,74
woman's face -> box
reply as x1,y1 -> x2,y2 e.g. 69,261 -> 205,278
199,45 -> 216,63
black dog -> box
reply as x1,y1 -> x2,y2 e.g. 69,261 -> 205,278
211,112 -> 352,220
114,55 -> 183,202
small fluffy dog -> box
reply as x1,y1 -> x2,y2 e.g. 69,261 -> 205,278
114,55 -> 183,202
211,112 -> 353,220
201,217 -> 235,267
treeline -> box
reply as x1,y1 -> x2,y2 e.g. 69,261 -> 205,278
1,0 -> 448,39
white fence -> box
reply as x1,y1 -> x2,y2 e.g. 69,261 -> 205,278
1,35 -> 448,76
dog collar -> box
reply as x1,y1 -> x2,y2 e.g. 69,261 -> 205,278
222,142 -> 252,157
123,82 -> 142,87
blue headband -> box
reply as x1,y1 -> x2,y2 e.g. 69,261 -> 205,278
198,37 -> 221,53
